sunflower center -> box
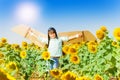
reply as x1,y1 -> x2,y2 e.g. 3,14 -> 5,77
45,54 -> 49,58
53,71 -> 59,75
113,42 -> 117,45
66,74 -> 76,80
65,47 -> 69,51
91,46 -> 96,51
1,38 -> 7,43
70,48 -> 76,53
73,57 -> 78,61
22,53 -> 26,56
9,64 -> 16,70
22,42 -> 27,46
15,45 -> 19,49
96,77 -> 102,80
117,32 -> 120,37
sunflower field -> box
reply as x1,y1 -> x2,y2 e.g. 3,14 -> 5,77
0,26 -> 120,80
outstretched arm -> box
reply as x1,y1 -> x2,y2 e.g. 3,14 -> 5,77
28,28 -> 48,44
68,33 -> 82,40
28,28 -> 38,38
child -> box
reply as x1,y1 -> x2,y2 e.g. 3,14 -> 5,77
29,27 -> 82,69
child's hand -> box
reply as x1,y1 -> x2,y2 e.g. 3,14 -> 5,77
28,29 -> 38,38
28,28 -> 34,36
76,33 -> 82,38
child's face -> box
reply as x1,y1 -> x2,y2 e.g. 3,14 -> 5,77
48,30 -> 56,39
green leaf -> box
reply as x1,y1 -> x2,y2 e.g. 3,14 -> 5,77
105,64 -> 111,70
97,58 -> 105,64
105,53 -> 112,61
116,62 -> 120,69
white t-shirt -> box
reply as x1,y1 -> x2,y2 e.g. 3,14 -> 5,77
38,36 -> 68,57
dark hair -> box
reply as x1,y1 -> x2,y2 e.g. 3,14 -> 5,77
48,27 -> 58,47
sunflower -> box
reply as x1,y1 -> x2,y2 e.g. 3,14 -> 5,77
6,62 -> 18,71
0,68 -> 9,80
21,41 -> 28,49
100,26 -> 107,32
72,43 -> 80,50
29,43 -> 36,49
94,74 -> 103,80
62,46 -> 69,54
113,27 -> 120,40
1,37 -> 7,43
50,69 -> 62,79
88,45 -> 97,53
68,47 -> 78,55
6,73 -> 16,80
30,42 -> 35,47
0,68 -> 16,80
87,41 -> 98,46
11,44 -> 20,51
20,51 -> 27,59
70,55 -> 80,64
61,71 -> 77,80
81,41 -> 85,45
76,76 -> 90,80
112,41 -> 119,47
35,45 -> 41,50
41,51 -> 50,60
96,29 -> 105,40
0,52 -> 4,59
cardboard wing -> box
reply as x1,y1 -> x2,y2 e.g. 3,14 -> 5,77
12,25 -> 96,47
83,30 -> 97,42
58,30 -> 96,45
12,25 -> 47,47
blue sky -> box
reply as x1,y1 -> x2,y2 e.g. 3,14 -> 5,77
0,0 -> 120,43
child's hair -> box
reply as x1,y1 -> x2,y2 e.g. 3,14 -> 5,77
48,27 -> 58,47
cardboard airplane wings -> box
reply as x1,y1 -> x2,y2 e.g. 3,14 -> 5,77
12,25 -> 96,47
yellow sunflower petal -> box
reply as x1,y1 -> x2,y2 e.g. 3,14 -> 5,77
62,46 -> 69,54
87,41 -> 98,46
112,41 -> 119,47
41,51 -> 50,60
1,37 -> 7,43
50,69 -> 62,79
21,41 -> 28,49
77,76 -> 90,80
100,26 -> 107,32
6,62 -> 18,71
68,47 -> 78,55
113,27 -> 120,41
0,68 -> 16,80
61,71 -> 78,80
70,55 -> 80,64
88,45 -> 97,54
20,51 -> 27,59
7,73 -> 16,80
96,29 -> 105,40
94,74 -> 103,80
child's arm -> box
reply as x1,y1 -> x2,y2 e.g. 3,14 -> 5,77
68,33 -> 82,40
28,28 -> 38,38
28,29 -> 48,44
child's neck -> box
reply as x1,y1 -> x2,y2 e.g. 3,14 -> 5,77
50,37 -> 56,39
